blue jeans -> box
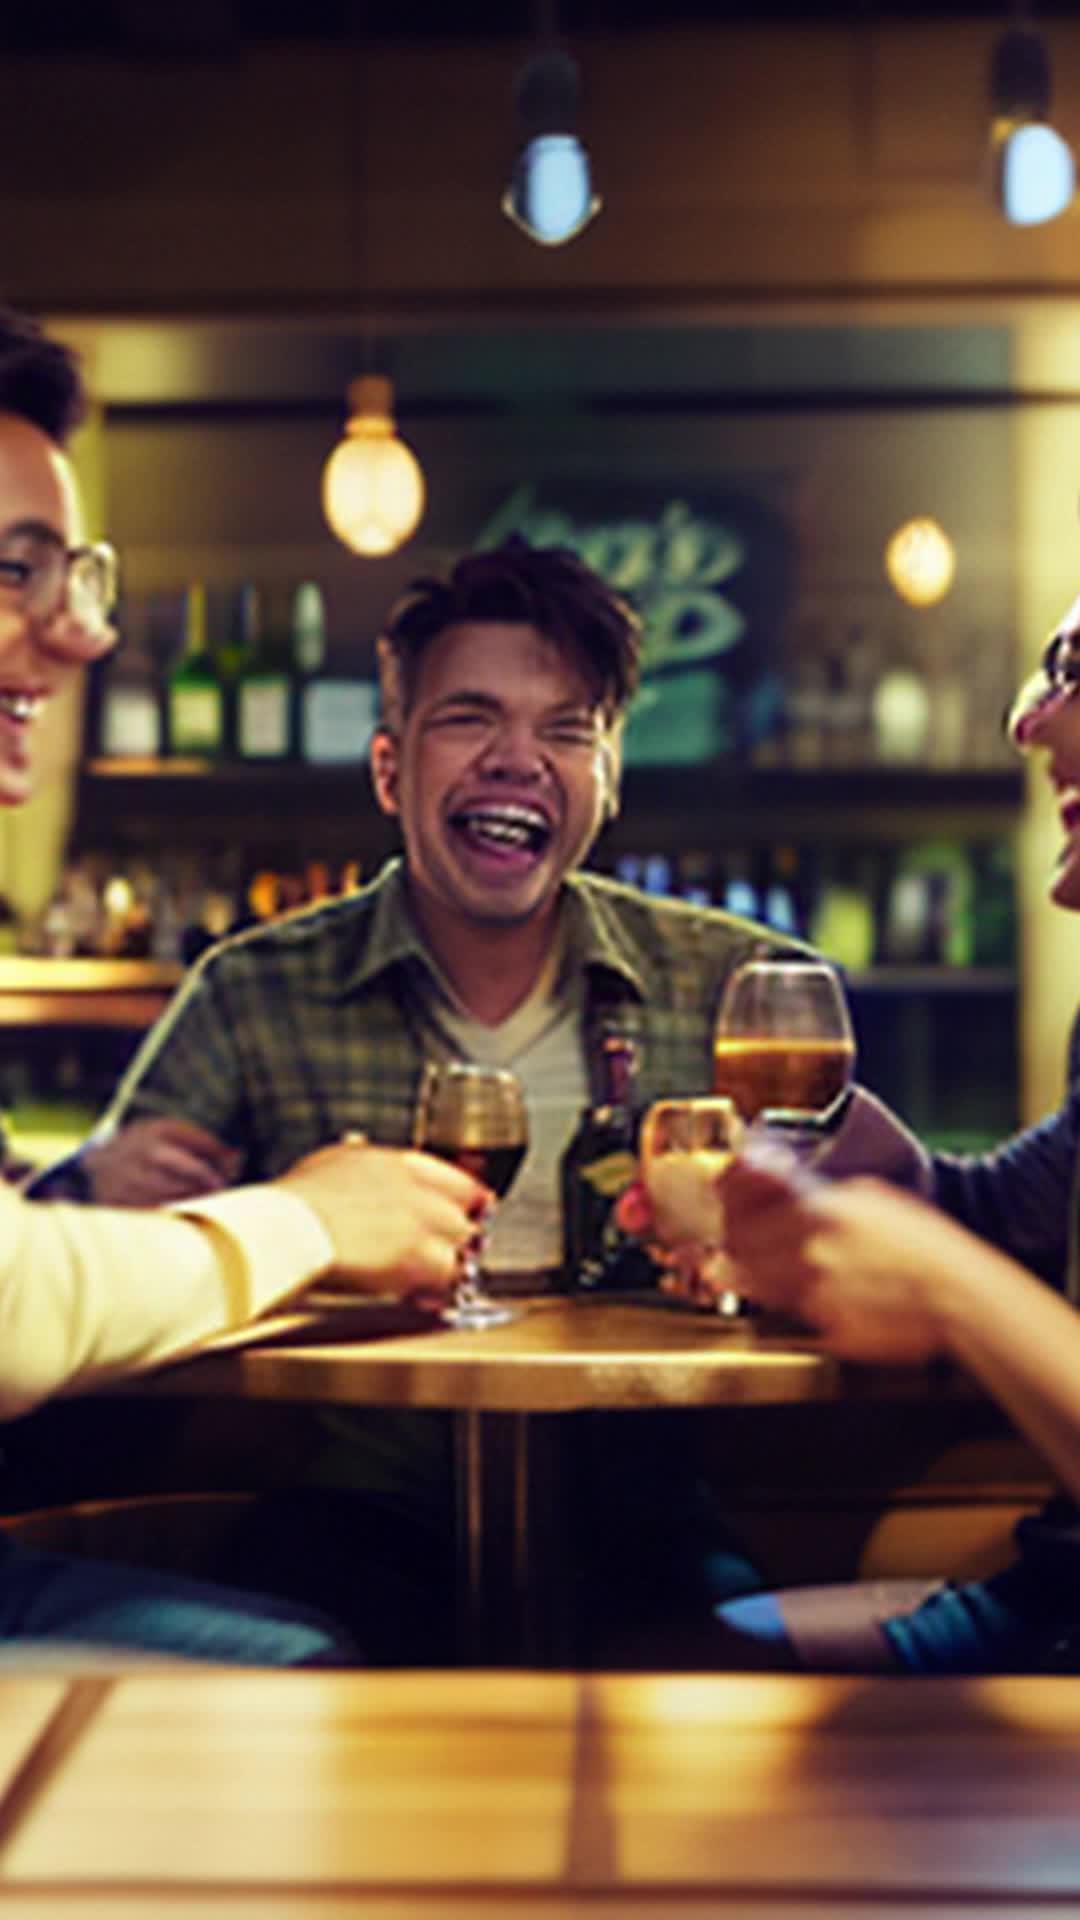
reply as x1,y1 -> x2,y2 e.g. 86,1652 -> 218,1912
884,1563 -> 1080,1675
716,1561 -> 1080,1676
0,1533 -> 358,1666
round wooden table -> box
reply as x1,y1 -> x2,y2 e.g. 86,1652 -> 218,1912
142,1292 -> 963,1664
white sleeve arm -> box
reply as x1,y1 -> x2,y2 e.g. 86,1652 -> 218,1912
0,1183 -> 334,1422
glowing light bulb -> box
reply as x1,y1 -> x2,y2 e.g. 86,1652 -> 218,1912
884,517 -> 956,609
997,120 -> 1076,225
321,375 -> 425,557
503,133 -> 599,246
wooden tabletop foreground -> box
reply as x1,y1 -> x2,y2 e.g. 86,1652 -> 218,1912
0,1667 -> 1077,1917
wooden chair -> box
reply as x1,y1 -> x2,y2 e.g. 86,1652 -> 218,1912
0,1490 -> 262,1578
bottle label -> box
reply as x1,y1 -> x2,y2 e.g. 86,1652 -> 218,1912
577,1149 -> 637,1197
238,680 -> 289,758
170,687 -> 223,752
101,687 -> 161,758
302,681 -> 376,765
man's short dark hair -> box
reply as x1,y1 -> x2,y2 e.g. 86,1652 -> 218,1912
378,537 -> 642,730
0,309 -> 87,446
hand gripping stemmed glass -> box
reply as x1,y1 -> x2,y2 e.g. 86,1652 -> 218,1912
413,1061 -> 529,1330
712,956 -> 856,1153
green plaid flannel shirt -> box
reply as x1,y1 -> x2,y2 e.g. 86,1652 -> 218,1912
103,858 -> 802,1180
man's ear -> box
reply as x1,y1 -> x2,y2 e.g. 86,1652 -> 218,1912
600,726 -> 623,824
370,728 -> 401,817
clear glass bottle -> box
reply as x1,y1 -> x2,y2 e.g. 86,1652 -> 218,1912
96,594 -> 162,761
235,583 -> 291,762
294,580 -> 377,765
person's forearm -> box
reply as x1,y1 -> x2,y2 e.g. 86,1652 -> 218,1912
932,1246 -> 1080,1503
929,1099 -> 1080,1289
0,1187 -> 332,1421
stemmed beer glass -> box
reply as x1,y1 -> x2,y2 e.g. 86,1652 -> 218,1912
639,1095 -> 743,1245
707,957 -> 855,1313
712,957 -> 856,1149
413,1061 -> 529,1330
639,1096 -> 745,1316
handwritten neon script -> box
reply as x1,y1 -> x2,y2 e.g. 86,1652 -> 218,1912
476,486 -> 747,674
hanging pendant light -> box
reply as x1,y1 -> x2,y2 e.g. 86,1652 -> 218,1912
321,374 -> 425,557
503,47 -> 601,246
989,16 -> 1076,225
884,516 -> 956,608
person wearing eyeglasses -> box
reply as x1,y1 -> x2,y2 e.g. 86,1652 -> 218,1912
0,309 -> 494,1667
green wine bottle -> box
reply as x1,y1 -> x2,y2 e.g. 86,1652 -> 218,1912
166,583 -> 224,757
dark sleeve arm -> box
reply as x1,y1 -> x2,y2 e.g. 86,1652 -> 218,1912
930,1092 -> 1080,1292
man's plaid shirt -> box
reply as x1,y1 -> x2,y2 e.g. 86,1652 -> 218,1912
102,858 -> 800,1181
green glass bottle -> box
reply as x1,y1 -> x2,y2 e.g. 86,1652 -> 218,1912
166,583 -> 224,757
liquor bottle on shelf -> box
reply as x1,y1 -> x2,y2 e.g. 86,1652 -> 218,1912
211,582 -> 253,753
179,874 -> 241,966
99,869 -> 153,958
166,583 -> 224,757
291,578 -> 326,762
235,583 -> 291,763
762,844 -> 803,939
678,851 -> 713,906
642,854 -> 673,896
720,851 -> 760,921
783,621 -> 829,769
971,839 -> 1017,967
871,658 -> 931,765
293,580 -> 377,766
560,1026 -> 654,1292
148,869 -> 184,964
613,853 -> 644,889
95,595 -> 162,762
809,849 -> 876,972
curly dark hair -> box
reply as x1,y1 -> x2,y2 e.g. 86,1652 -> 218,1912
0,308 -> 87,445
378,536 -> 641,730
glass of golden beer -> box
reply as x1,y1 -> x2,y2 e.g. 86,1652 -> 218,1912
639,1095 -> 744,1315
713,957 -> 856,1131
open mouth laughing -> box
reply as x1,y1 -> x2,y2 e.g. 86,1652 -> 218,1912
447,801 -> 554,864
0,690 -> 43,724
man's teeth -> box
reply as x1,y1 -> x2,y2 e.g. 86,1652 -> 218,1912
455,806 -> 548,849
0,694 -> 38,722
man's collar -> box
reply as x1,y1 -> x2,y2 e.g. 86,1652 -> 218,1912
339,859 -> 428,994
337,862 -> 649,1004
559,873 -> 648,1001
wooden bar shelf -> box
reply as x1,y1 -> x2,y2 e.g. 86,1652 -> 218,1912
0,959 -> 182,1030
72,759 -> 1025,860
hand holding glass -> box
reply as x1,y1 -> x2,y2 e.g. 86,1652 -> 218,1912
413,1062 -> 528,1329
639,1096 -> 744,1313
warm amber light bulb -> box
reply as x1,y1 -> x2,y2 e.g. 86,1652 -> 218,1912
321,375 -> 425,557
883,516 -> 956,608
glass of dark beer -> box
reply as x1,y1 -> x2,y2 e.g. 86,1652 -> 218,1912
413,1061 -> 529,1329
